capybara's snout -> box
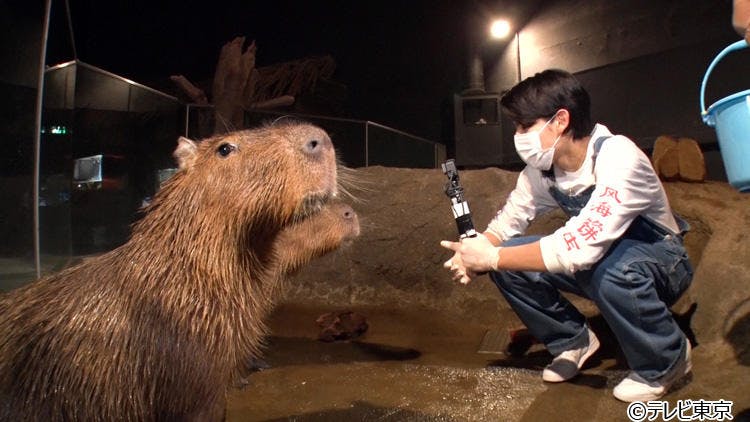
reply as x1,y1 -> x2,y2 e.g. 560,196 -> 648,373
290,125 -> 338,209
334,203 -> 360,238
292,124 -> 334,161
302,135 -> 333,159
341,205 -> 357,221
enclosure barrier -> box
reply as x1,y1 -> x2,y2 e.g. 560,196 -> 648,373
185,105 -> 446,169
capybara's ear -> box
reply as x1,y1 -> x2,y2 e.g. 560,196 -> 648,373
174,136 -> 198,169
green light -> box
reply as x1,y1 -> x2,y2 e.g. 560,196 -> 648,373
43,125 -> 69,135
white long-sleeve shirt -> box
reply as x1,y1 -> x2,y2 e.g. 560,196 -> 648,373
485,124 -> 679,276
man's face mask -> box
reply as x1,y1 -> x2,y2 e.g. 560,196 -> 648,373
513,113 -> 561,171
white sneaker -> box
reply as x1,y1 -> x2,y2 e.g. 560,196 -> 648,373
542,328 -> 600,383
613,340 -> 692,402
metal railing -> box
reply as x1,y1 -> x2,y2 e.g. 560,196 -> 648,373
184,105 -> 446,169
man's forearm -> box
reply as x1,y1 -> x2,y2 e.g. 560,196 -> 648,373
496,240 -> 547,272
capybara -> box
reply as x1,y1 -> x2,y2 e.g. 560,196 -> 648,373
272,201 -> 360,277
0,122 -> 339,421
238,200 -> 360,378
251,199 -> 360,346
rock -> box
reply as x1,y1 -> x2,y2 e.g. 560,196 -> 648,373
316,311 -> 368,342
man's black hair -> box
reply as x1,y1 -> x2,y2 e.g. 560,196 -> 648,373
500,69 -> 594,139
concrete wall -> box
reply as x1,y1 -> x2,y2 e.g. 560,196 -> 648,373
482,0 -> 747,181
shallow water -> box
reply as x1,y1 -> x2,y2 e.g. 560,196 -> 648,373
227,304 -> 750,421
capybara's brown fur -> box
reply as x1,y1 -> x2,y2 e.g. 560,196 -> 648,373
0,122 -> 339,421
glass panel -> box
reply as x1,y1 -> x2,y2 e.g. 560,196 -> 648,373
68,64 -> 182,255
0,7 -> 184,290
367,124 -> 437,168
240,110 -> 440,169
0,2 -> 46,291
0,79 -> 39,291
39,64 -> 75,271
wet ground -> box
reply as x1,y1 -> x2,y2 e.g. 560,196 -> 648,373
227,304 -> 750,421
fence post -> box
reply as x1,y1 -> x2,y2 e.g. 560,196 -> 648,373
33,0 -> 53,278
365,121 -> 369,167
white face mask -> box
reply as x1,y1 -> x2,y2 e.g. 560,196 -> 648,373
513,114 -> 561,171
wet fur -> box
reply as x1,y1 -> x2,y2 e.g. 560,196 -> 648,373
0,122 -> 338,421
273,201 -> 359,277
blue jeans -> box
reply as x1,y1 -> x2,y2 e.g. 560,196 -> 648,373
490,231 -> 693,381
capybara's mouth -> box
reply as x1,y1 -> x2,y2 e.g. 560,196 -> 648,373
294,191 -> 333,222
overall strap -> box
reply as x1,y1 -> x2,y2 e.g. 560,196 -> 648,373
542,135 -> 611,182
591,135 -> 611,171
592,135 -> 689,237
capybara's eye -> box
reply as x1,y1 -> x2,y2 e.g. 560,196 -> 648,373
216,143 -> 236,157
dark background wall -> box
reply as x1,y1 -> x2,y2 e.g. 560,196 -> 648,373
482,0 -> 746,180
2,1 -> 747,171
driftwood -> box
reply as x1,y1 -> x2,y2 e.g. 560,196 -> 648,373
254,56 -> 336,102
652,135 -> 707,182
168,75 -> 208,105
247,95 -> 295,110
170,37 -> 337,134
212,37 -> 257,132
653,135 -> 680,180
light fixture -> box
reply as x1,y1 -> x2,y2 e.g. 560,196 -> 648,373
489,19 -> 511,39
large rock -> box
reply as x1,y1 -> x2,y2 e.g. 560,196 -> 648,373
284,166 -> 750,351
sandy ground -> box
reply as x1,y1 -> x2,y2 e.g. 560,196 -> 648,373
227,304 -> 750,421
226,166 -> 750,421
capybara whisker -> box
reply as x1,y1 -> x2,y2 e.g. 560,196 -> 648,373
293,192 -> 333,224
215,111 -> 235,134
336,166 -> 372,203
270,115 -> 295,126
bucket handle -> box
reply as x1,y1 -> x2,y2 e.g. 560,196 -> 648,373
700,40 -> 749,123
701,40 -> 750,124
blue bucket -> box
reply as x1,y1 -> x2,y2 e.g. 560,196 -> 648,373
700,40 -> 750,192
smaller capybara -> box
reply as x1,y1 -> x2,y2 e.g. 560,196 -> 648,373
251,199 -> 360,341
238,200 -> 360,378
0,121 -> 340,421
272,201 -> 360,277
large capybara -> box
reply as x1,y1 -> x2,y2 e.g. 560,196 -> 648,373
0,122 -> 341,421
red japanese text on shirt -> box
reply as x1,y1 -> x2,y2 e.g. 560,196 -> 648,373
560,186 -> 621,251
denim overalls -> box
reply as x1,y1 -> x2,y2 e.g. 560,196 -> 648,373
490,137 -> 694,381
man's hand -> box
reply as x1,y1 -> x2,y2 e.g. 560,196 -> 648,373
441,234 -> 501,283
442,250 -> 476,285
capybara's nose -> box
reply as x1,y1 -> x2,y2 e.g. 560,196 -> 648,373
303,136 -> 332,157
